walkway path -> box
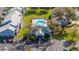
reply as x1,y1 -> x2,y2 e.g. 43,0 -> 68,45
72,21 -> 79,25
71,20 -> 79,32
46,40 -> 64,51
0,44 -> 15,51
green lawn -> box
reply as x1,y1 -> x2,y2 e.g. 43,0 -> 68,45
15,27 -> 29,39
15,8 -> 51,40
23,9 -> 51,24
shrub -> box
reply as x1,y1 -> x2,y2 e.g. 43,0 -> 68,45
48,15 -> 52,19
44,34 -> 50,41
40,7 -> 50,10
72,16 -> 78,20
24,10 -> 36,15
69,46 -> 79,51
29,35 -> 36,42
39,10 -> 47,15
30,7 -> 39,10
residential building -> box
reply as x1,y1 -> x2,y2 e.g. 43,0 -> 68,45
0,7 -> 24,42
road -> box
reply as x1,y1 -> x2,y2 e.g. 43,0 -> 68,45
24,40 -> 64,51
0,44 -> 15,51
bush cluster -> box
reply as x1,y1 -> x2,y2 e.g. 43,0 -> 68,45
38,10 -> 47,15
24,10 -> 48,16
24,10 -> 36,15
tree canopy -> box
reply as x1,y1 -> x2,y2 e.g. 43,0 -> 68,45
52,7 -> 78,21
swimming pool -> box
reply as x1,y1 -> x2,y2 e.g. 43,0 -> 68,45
36,21 -> 45,26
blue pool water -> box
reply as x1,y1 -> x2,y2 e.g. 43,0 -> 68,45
36,21 -> 45,26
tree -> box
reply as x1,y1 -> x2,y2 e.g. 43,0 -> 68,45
39,10 -> 47,15
52,7 -> 65,17
69,46 -> 79,51
64,28 -> 79,44
65,8 -> 77,21
0,16 -> 2,24
30,7 -> 39,10
44,34 -> 50,41
52,8 -> 78,34
24,10 -> 36,15
52,7 -> 77,21
50,20 -> 62,35
48,15 -> 52,19
29,35 -> 36,42
40,7 -> 50,10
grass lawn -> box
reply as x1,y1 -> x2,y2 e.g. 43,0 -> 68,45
15,8 -> 51,40
23,9 -> 51,24
15,27 -> 29,39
